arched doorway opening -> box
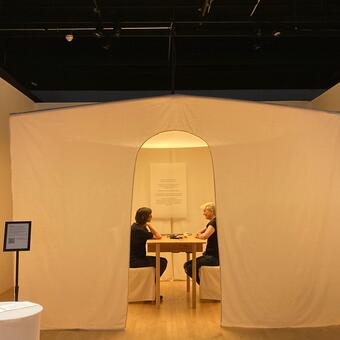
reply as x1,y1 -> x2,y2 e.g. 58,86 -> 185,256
128,130 -> 220,322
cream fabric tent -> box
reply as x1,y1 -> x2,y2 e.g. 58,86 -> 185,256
9,95 -> 340,329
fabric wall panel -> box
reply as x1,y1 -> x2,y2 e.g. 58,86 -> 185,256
10,96 -> 340,329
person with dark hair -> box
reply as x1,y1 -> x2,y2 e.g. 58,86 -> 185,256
130,207 -> 167,276
184,202 -> 219,284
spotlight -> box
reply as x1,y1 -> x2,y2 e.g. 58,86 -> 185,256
94,30 -> 104,38
115,28 -> 121,38
93,25 -> 104,38
273,31 -> 281,37
65,33 -> 74,42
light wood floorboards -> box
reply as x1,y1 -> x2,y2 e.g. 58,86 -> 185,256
2,281 -> 340,340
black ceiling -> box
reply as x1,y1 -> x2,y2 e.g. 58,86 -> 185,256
1,0 -> 340,98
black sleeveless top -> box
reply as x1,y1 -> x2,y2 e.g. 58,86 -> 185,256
204,218 -> 219,258
130,223 -> 153,260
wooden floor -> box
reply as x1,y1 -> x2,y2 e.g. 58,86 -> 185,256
2,281 -> 340,340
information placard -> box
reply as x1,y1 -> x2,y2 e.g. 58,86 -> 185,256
3,221 -> 31,251
150,163 -> 187,218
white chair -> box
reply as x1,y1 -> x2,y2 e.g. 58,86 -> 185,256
128,267 -> 155,302
199,266 -> 221,301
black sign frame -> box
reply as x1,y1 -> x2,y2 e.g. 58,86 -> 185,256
3,221 -> 32,252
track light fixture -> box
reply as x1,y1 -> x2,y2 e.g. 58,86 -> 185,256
93,24 -> 104,38
65,33 -> 74,42
94,30 -> 104,38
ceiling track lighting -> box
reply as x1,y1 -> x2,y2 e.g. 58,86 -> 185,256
93,29 -> 104,38
121,26 -> 171,30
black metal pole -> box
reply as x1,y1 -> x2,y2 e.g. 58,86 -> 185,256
167,22 -> 176,95
15,250 -> 19,301
171,33 -> 176,94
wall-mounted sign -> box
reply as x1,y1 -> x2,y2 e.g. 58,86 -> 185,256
150,163 -> 187,218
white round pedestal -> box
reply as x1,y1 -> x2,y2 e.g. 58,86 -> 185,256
0,301 -> 43,340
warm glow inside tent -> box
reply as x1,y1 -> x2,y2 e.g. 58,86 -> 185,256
9,95 -> 340,329
132,131 -> 214,281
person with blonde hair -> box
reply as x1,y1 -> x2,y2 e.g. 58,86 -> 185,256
183,202 -> 219,284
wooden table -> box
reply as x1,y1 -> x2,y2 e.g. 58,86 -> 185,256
147,236 -> 206,308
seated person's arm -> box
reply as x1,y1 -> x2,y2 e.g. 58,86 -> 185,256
147,223 -> 162,239
196,226 -> 207,237
196,225 -> 215,240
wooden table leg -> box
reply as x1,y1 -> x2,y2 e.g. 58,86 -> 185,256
186,253 -> 190,293
156,243 -> 160,308
192,244 -> 197,308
